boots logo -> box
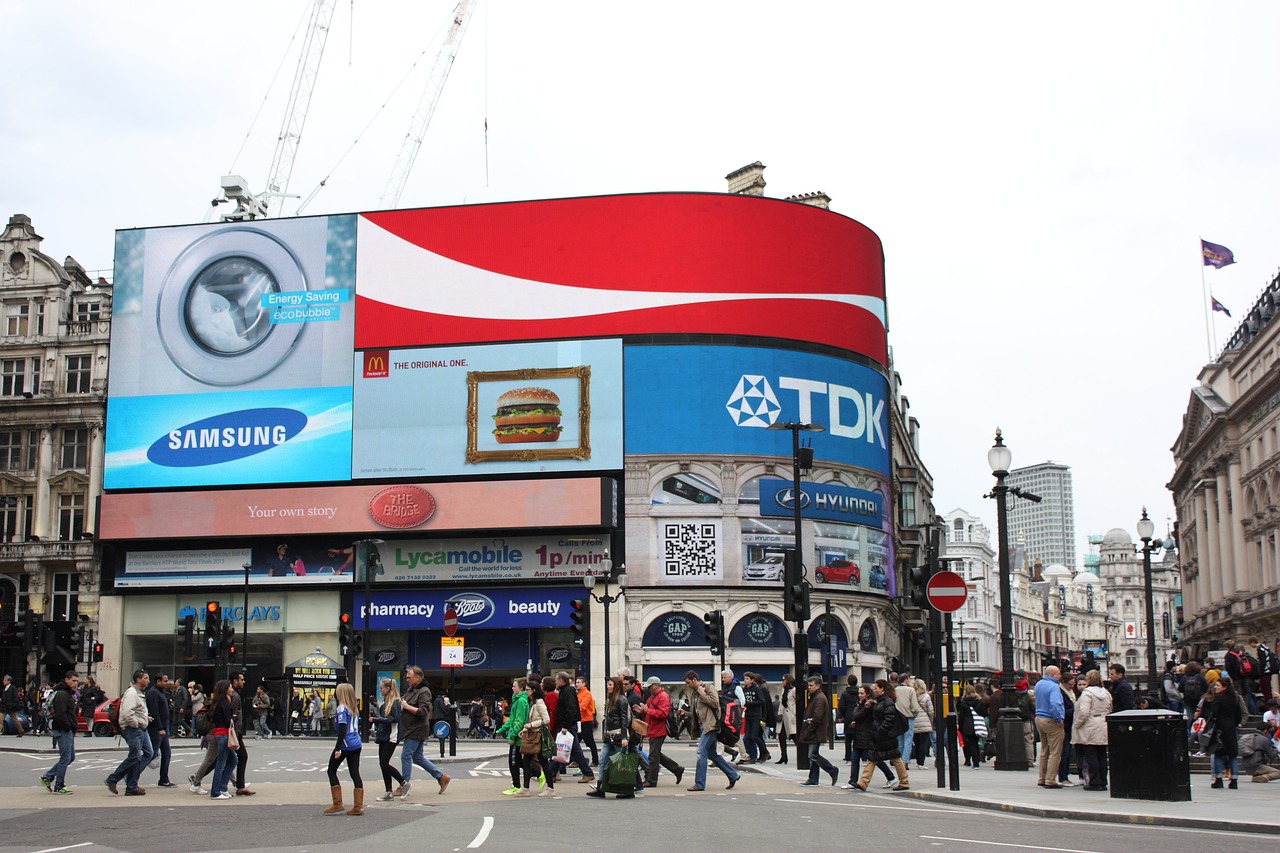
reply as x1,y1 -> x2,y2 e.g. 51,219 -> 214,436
451,594 -> 496,626
726,375 -> 781,427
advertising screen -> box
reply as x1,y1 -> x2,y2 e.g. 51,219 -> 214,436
624,344 -> 891,475
98,478 -> 616,540
114,540 -> 356,588
105,215 -> 356,489
352,339 -> 622,478
353,194 -> 886,363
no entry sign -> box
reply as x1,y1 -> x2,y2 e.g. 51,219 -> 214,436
443,607 -> 458,636
925,570 -> 968,613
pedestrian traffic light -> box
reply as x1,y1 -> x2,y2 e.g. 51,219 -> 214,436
704,610 -> 724,654
205,601 -> 222,658
182,614 -> 195,657
42,621 -> 58,655
351,630 -> 363,660
782,550 -> 811,621
72,622 -> 87,662
222,620 -> 235,650
91,641 -> 104,663
227,642 -> 237,661
570,599 -> 587,636
338,612 -> 353,657
16,613 -> 38,653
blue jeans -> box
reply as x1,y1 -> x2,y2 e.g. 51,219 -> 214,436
211,735 -> 238,797
401,737 -> 443,781
44,730 -> 76,788
898,718 -> 915,763
257,714 -> 271,738
694,731 -> 739,790
1212,753 -> 1238,779
806,742 -> 837,784
108,727 -> 154,791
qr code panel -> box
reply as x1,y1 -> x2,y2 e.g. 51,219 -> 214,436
663,522 -> 718,577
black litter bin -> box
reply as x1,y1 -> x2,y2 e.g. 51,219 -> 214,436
1106,709 -> 1191,801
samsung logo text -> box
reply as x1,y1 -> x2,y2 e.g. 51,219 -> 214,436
147,408 -> 307,468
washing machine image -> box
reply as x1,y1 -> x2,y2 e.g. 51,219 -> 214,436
109,214 -> 356,396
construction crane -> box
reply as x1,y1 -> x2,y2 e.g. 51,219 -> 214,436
379,0 -> 477,209
217,0 -> 337,221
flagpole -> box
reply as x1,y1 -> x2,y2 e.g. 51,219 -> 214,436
1200,240 -> 1214,360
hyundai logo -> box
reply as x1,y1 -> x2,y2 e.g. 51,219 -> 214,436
773,488 -> 811,510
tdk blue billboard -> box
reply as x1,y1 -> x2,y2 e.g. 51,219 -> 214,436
624,345 -> 890,476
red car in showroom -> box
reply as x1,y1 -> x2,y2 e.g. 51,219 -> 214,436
814,558 -> 860,585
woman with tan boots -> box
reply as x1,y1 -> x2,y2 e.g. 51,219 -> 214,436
323,683 -> 365,815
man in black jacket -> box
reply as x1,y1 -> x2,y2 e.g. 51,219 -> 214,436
1108,665 -> 1135,712
146,674 -> 177,787
40,671 -> 79,793
553,672 -> 594,783
1,674 -> 23,737
837,675 -> 860,763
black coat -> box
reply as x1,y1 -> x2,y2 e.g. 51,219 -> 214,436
1204,693 -> 1243,758
870,693 -> 901,760
850,698 -> 877,750
742,683 -> 766,722
838,686 -> 860,726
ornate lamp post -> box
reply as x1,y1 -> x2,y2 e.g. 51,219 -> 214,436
1136,508 -> 1161,703
584,556 -> 626,692
987,428 -> 1029,771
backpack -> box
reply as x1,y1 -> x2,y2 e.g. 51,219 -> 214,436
194,704 -> 213,737
1230,649 -> 1254,678
716,696 -> 743,747
765,694 -> 777,728
107,697 -> 123,736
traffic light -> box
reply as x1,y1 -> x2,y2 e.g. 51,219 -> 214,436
782,550 -> 811,621
227,641 -> 237,661
351,630 -> 364,660
182,614 -> 195,657
704,610 -> 724,654
569,599 -> 587,636
42,621 -> 58,655
16,613 -> 38,653
221,621 -> 235,657
205,601 -> 222,658
909,563 -> 931,608
91,641 -> 104,663
72,622 -> 87,662
338,612 -> 353,657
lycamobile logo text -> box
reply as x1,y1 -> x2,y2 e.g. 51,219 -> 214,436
146,408 -> 307,468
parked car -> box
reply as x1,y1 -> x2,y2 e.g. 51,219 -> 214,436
814,558 -> 860,585
742,552 -> 786,581
868,564 -> 889,591
2,712 -> 31,736
84,700 -> 113,737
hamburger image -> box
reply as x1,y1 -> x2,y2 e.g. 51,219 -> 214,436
491,387 -> 563,444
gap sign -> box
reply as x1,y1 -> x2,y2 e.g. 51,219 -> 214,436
925,571 -> 967,613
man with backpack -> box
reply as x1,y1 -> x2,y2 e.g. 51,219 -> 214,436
1225,640 -> 1259,714
681,671 -> 740,792
1250,637 -> 1275,703
40,670 -> 79,794
105,670 -> 154,796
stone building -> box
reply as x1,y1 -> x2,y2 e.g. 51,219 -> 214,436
0,214 -> 110,684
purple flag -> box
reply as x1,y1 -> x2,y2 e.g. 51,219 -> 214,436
1211,297 -> 1232,317
1202,239 -> 1236,269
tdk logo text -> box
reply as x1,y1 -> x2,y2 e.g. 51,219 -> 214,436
726,374 -> 886,447
147,408 -> 307,468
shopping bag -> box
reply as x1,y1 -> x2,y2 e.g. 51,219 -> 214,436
600,749 -> 640,795
554,729 -> 574,764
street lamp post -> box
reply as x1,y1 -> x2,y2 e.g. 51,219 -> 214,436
766,420 -> 825,687
585,556 -> 626,694
1137,508 -> 1161,703
354,537 -> 384,733
986,428 -> 1030,771
957,618 -> 965,685
241,562 -> 251,670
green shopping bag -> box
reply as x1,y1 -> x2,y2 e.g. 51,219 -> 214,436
600,749 -> 640,795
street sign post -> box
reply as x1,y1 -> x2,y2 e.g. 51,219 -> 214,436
443,607 -> 458,637
441,637 -> 464,667
926,570 -> 968,613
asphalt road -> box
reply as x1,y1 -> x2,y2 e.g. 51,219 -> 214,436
0,738 -> 1271,853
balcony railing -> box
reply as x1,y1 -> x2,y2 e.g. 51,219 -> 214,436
0,540 -> 96,561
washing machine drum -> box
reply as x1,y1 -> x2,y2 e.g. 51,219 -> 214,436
157,227 -> 307,386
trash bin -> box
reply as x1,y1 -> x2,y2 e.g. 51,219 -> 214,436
1106,709 -> 1191,801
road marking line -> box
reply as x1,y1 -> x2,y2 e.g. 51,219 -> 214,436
467,816 -> 495,849
776,797 -> 969,814
30,843 -> 93,853
920,836 -> 1103,853
474,761 -> 490,770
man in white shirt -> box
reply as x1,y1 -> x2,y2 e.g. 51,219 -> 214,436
105,670 -> 155,796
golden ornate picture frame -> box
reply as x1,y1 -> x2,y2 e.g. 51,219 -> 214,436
465,365 -> 592,463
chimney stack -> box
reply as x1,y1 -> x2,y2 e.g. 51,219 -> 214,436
725,161 -> 766,196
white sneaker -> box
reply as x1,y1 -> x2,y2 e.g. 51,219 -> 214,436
376,791 -> 395,801
1060,779 -> 1076,787
212,792 -> 233,800
881,780 -> 896,788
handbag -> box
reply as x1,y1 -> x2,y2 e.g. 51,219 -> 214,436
600,749 -> 641,794
519,727 -> 541,755
630,716 -> 648,740
541,727 -> 555,759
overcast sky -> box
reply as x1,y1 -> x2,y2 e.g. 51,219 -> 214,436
5,2 -> 1278,567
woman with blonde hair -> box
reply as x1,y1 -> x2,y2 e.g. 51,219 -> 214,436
1072,668 -> 1112,790
323,682 -> 365,815
912,679 -> 934,768
369,678 -> 405,801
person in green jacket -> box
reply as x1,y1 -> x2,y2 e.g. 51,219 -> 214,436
496,678 -> 530,795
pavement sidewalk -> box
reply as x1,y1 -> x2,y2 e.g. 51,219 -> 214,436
740,753 -> 1280,835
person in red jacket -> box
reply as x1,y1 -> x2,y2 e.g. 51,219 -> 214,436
635,677 -> 685,787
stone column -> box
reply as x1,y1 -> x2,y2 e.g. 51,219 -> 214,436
1202,485 -> 1224,604
1192,491 -> 1209,612
1227,457 -> 1249,596
1215,468 -> 1236,599
87,422 -> 104,531
34,425 -> 53,540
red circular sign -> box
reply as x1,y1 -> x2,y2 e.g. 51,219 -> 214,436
443,608 -> 458,637
925,570 -> 968,613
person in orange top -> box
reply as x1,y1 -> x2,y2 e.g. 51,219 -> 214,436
576,676 -> 599,766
